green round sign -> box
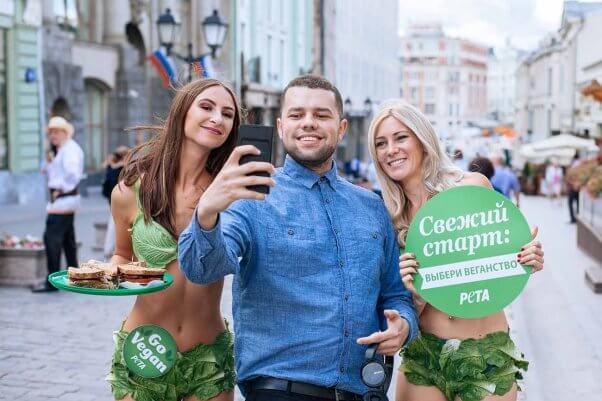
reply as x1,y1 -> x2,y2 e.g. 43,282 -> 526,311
405,186 -> 532,318
123,324 -> 177,378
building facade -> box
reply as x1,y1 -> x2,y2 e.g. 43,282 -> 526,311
321,0 -> 399,164
0,0 -> 234,205
515,1 -> 602,142
575,9 -> 602,138
487,41 -> 526,126
400,23 -> 488,140
234,0 -> 314,164
0,0 -> 44,204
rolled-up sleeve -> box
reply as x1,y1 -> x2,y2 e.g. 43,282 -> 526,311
61,147 -> 83,192
178,200 -> 253,284
377,209 -> 419,346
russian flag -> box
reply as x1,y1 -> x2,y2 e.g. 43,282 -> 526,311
147,49 -> 177,87
192,55 -> 214,79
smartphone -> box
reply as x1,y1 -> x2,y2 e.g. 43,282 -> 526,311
237,124 -> 274,194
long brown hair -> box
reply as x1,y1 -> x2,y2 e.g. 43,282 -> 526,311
120,79 -> 241,237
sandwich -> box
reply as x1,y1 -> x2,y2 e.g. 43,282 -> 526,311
67,260 -> 119,289
97,262 -> 119,287
68,266 -> 116,289
118,262 -> 165,286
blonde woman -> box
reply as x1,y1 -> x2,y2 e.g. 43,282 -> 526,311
367,100 -> 544,401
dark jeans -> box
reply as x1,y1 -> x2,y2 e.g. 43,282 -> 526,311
43,213 -> 78,284
246,389 -> 334,401
568,190 -> 579,223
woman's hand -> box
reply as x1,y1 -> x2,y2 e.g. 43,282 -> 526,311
518,226 -> 544,273
399,252 -> 426,311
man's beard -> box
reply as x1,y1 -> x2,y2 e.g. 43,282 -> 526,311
284,140 -> 336,170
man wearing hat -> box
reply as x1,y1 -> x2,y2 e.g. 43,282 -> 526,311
32,116 -> 84,292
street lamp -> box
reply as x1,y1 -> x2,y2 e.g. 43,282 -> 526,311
155,8 -> 229,81
156,8 -> 179,56
202,10 -> 229,58
364,97 -> 373,115
344,97 -> 352,115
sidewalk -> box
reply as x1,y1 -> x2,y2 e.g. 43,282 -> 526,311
1,193 -> 601,400
506,195 -> 602,401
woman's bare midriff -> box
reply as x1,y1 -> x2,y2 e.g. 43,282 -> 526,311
122,259 -> 226,352
419,304 -> 508,340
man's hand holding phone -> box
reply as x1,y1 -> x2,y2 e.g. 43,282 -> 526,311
196,145 -> 275,230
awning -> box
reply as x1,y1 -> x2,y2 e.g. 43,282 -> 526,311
581,79 -> 602,102
530,133 -> 599,152
518,144 -> 576,165
493,126 -> 517,139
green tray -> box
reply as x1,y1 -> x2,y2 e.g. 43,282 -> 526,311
48,270 -> 173,296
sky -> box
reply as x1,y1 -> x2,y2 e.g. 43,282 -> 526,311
398,0 -> 597,51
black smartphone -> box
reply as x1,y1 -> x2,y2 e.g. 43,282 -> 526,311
237,124 -> 274,194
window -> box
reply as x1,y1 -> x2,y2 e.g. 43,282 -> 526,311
410,87 -> 418,99
267,35 -> 272,81
75,0 -> 92,41
547,67 -> 552,95
54,0 -> 79,32
0,29 -> 7,169
83,81 -> 108,170
425,87 -> 435,99
279,38 -> 284,83
559,64 -> 564,93
425,104 -> 435,114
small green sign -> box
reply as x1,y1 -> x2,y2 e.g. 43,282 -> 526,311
405,186 -> 532,318
123,324 -> 177,378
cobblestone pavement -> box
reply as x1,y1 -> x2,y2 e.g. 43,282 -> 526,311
1,193 -> 601,400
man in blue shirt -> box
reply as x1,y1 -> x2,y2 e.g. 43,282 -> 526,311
179,75 -> 418,401
490,154 -> 521,208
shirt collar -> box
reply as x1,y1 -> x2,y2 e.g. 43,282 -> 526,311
282,155 -> 339,190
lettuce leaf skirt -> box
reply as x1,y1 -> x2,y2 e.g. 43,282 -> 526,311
399,331 -> 528,401
106,327 -> 235,401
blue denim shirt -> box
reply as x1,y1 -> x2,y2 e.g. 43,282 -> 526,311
178,156 -> 418,395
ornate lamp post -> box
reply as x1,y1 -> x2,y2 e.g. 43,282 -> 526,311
155,8 -> 229,81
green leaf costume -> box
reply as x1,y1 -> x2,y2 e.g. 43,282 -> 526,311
107,328 -> 235,401
399,331 -> 528,401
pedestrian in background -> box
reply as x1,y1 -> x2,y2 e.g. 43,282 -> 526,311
33,116 -> 84,293
545,159 -> 563,205
491,154 -> 521,208
367,100 -> 544,401
567,152 -> 581,223
367,160 -> 383,197
452,148 -> 468,171
101,145 -> 129,259
468,156 -> 495,180
179,75 -> 418,401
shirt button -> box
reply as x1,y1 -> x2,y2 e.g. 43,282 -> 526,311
339,367 -> 344,373
344,330 -> 350,337
287,229 -> 294,235
344,294 -> 349,301
372,233 -> 378,239
334,229 -> 339,234
325,198 -> 331,203
320,177 -> 327,182
339,260 -> 344,267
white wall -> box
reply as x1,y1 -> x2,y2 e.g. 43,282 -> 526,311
328,0 -> 399,109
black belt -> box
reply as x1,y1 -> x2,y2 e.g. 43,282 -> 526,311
248,377 -> 362,401
49,186 -> 79,200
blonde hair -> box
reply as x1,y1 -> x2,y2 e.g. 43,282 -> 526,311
367,99 -> 462,247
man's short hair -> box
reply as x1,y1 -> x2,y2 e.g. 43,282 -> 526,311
280,75 -> 344,118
